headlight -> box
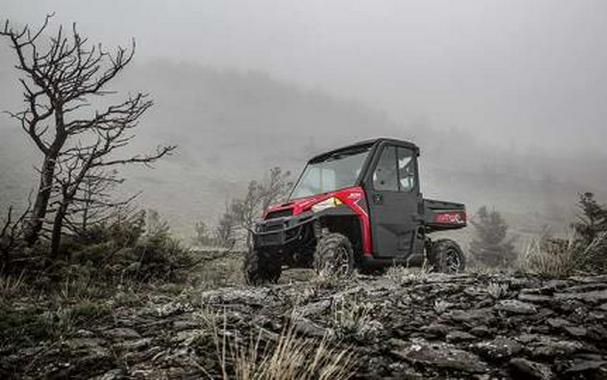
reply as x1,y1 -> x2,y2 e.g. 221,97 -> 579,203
311,197 -> 342,213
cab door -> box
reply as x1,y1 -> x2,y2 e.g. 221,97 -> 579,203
364,143 -> 420,258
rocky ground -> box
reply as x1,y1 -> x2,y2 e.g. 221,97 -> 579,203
2,271 -> 607,379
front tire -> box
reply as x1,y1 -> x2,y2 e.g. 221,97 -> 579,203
314,233 -> 355,278
428,239 -> 466,273
244,248 -> 282,285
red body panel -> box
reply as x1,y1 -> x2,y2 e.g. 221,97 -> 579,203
263,187 -> 373,256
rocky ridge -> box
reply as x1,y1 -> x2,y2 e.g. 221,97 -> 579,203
2,272 -> 607,379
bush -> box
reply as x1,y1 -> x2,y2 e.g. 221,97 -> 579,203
469,206 -> 517,268
53,209 -> 193,285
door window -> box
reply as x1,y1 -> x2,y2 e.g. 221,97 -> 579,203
373,146 -> 398,191
397,147 -> 416,192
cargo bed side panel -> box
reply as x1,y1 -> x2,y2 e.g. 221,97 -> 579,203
423,199 -> 467,231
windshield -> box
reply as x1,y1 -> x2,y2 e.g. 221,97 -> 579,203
290,145 -> 371,199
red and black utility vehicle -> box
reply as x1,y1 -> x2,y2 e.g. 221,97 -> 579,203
245,138 -> 467,284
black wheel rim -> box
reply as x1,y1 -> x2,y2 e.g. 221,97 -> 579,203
321,246 -> 351,277
445,247 -> 462,273
334,246 -> 351,276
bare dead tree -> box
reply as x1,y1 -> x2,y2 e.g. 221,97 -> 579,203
47,118 -> 173,258
260,167 -> 293,211
228,167 -> 292,247
1,15 -> 176,252
215,200 -> 238,247
62,169 -> 138,239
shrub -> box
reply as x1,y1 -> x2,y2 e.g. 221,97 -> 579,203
572,192 -> 607,245
469,206 -> 517,268
577,232 -> 607,273
76,210 -> 145,247
64,209 -> 193,284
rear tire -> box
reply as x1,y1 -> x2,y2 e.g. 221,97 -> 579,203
314,233 -> 355,278
428,239 -> 466,273
244,248 -> 282,285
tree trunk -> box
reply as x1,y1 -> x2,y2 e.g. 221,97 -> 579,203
24,118 -> 67,246
50,202 -> 67,260
24,155 -> 58,245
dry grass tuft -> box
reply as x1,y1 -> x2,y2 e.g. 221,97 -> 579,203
519,232 -> 607,277
433,299 -> 451,314
383,263 -> 430,285
330,296 -> 374,337
204,310 -> 356,380
0,271 -> 25,301
486,282 -> 509,299
519,235 -> 577,277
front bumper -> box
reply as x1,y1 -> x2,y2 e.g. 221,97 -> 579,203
252,212 -> 317,248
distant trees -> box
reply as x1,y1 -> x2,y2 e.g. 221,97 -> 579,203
1,15 -> 175,260
192,221 -> 222,248
572,192 -> 607,246
470,206 -> 517,267
194,167 -> 292,248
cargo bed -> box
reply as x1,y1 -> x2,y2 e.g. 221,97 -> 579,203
423,198 -> 467,232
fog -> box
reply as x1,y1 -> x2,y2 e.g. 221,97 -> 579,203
1,1 -> 607,236
4,0 -> 607,152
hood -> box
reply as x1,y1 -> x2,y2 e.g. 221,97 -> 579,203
262,187 -> 366,219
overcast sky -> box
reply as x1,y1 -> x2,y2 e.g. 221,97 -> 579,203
3,0 -> 607,154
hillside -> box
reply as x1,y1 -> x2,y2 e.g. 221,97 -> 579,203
2,56 -> 606,239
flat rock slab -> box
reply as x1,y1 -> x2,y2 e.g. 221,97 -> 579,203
554,289 -> 607,303
102,327 -> 141,340
445,308 -> 495,325
563,326 -> 587,337
495,300 -> 538,314
517,334 -> 585,358
445,330 -> 476,343
391,339 -> 489,374
563,359 -> 607,377
472,337 -> 523,360
518,293 -> 554,303
546,317 -> 570,329
509,358 -> 554,380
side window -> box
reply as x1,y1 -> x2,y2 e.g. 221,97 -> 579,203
373,146 -> 398,191
397,147 -> 416,192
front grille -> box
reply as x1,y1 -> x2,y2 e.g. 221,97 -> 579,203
257,233 -> 282,246
266,209 -> 293,220
264,221 -> 284,232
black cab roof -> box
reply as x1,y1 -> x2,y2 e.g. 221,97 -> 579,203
308,138 -> 419,163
